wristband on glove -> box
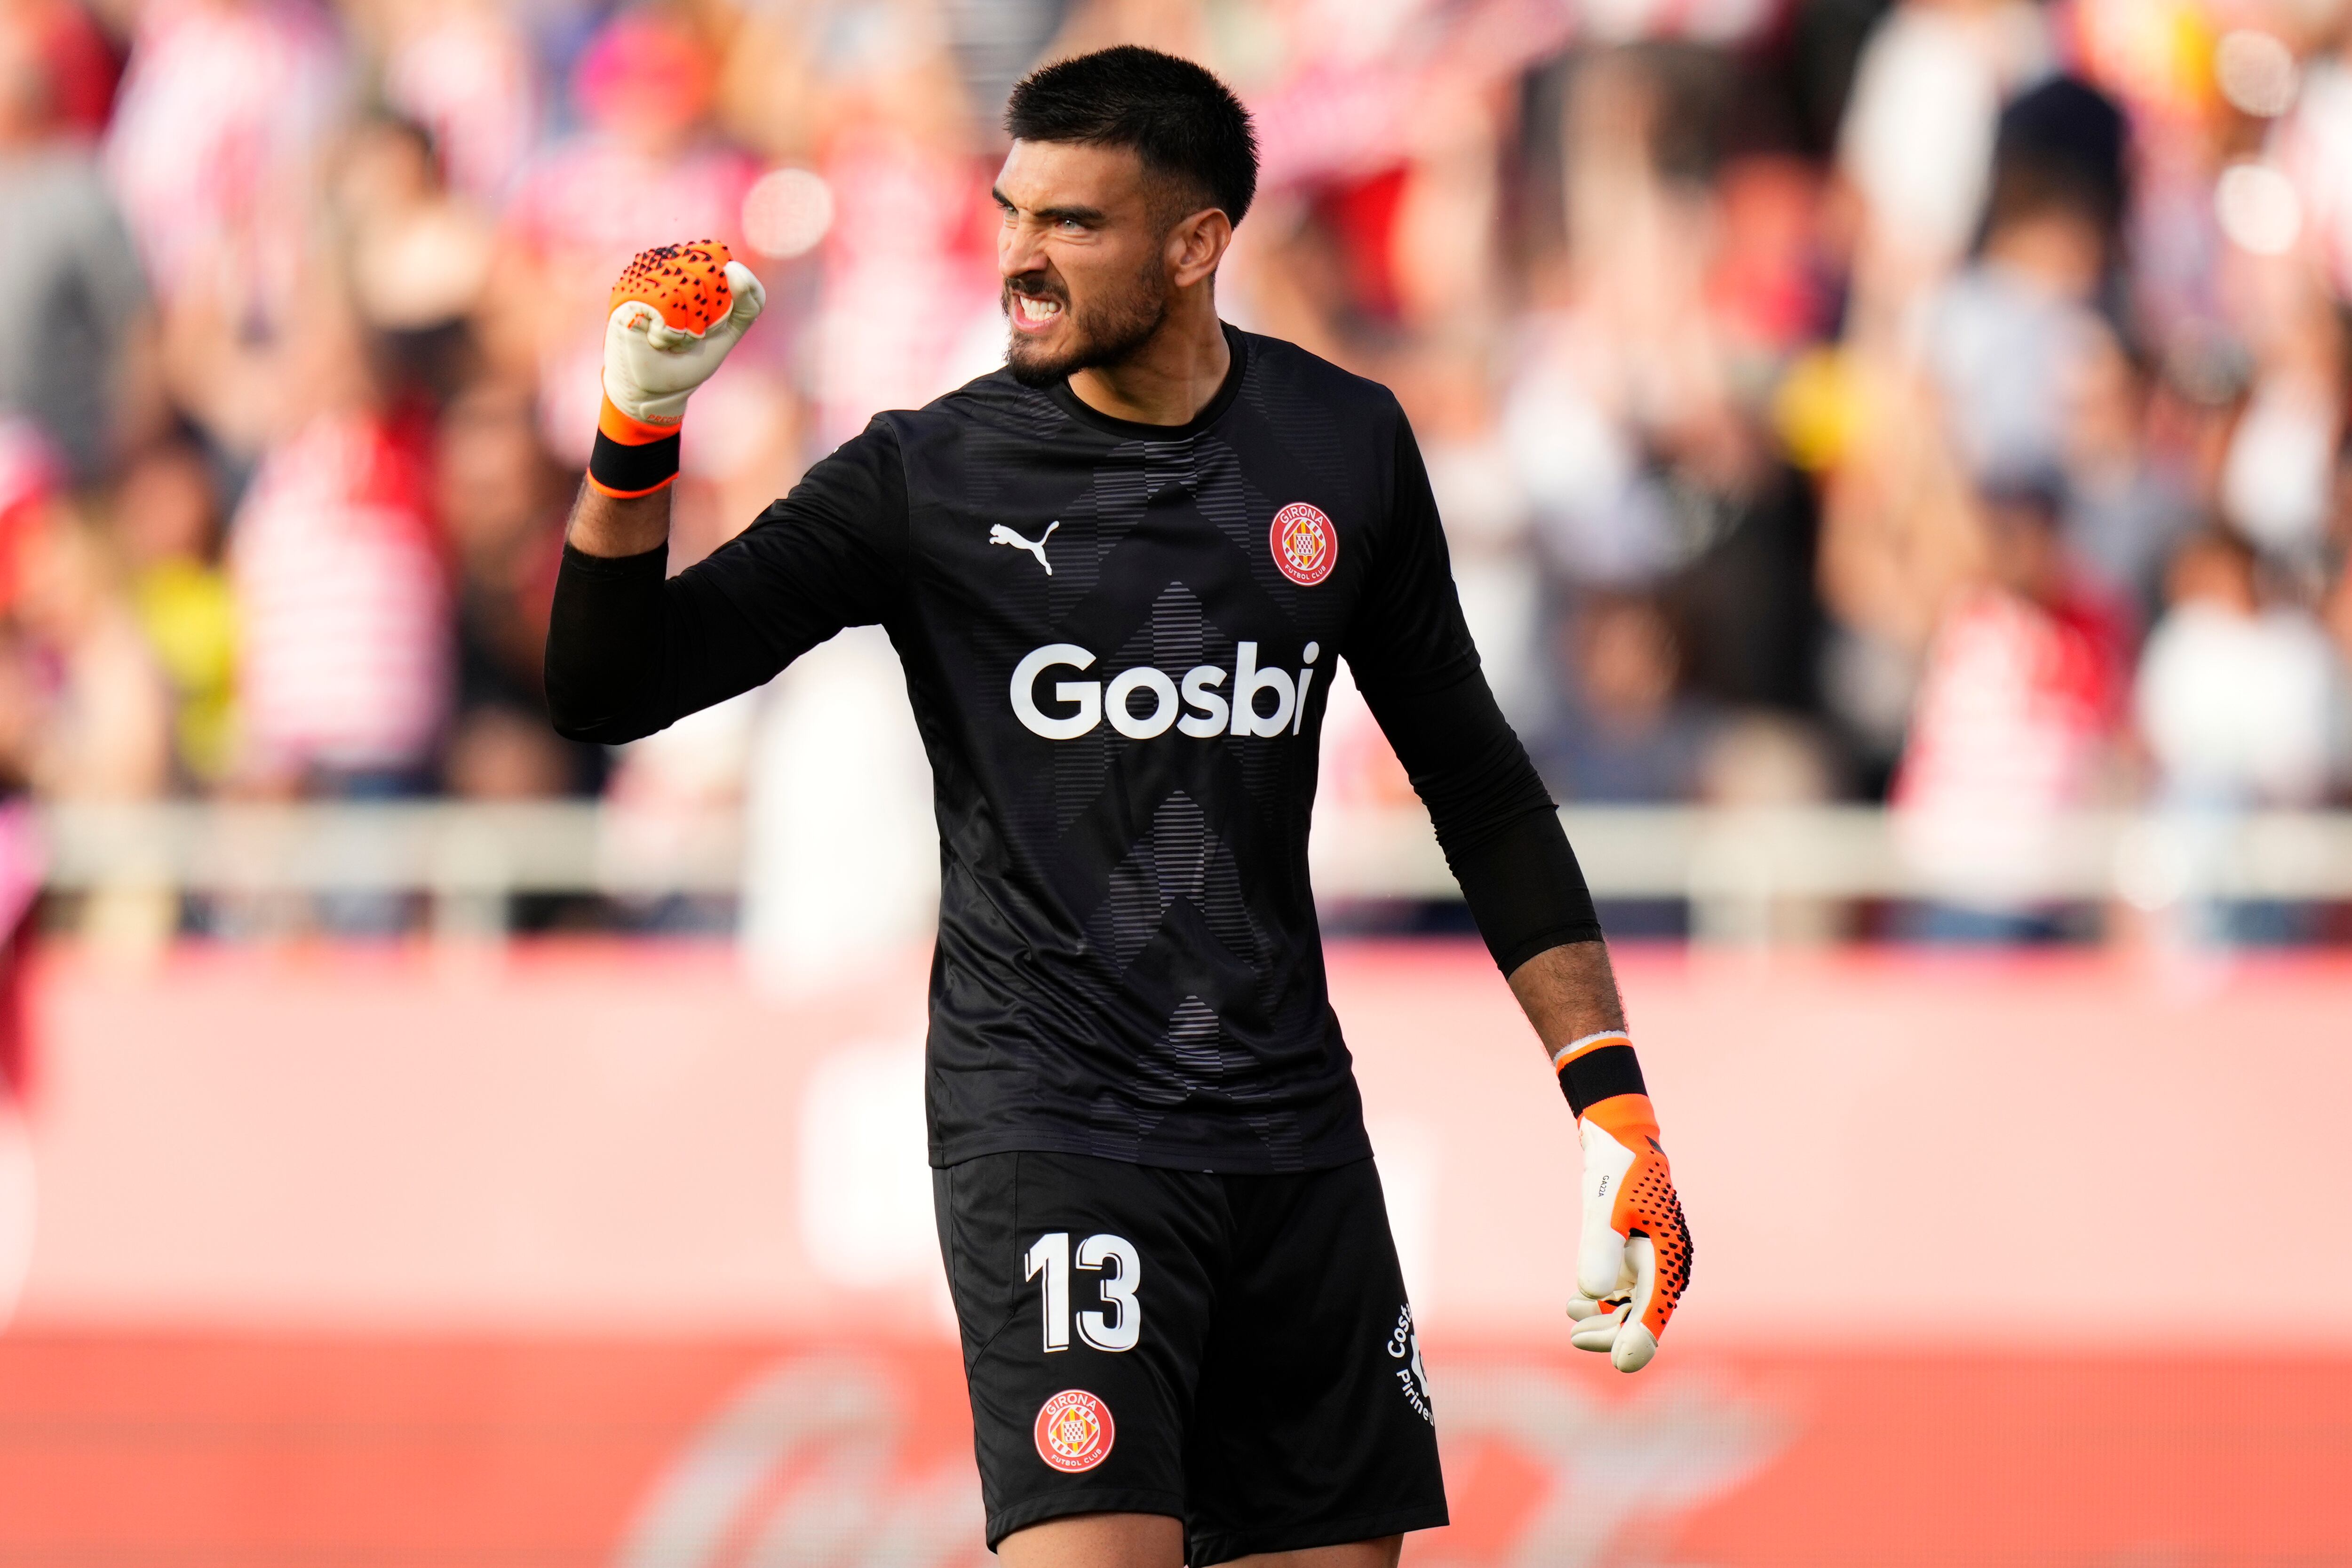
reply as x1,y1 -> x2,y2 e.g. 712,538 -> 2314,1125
1552,1029 -> 1645,1114
588,397 -> 682,500
1555,1030 -> 1692,1373
588,239 -> 755,500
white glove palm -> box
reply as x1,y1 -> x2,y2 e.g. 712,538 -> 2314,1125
602,257 -> 765,426
1565,1099 -> 1691,1373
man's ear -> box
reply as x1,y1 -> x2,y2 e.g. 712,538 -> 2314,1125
1168,208 -> 1233,289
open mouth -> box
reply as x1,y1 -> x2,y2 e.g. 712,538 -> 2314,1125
1009,290 -> 1065,333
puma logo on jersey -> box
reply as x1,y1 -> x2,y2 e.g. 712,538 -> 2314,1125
989,521 -> 1059,575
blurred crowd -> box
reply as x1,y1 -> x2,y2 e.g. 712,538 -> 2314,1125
5,0 -> 2352,942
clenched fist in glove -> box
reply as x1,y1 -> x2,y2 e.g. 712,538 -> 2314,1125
588,240 -> 766,499
1554,1031 -> 1691,1372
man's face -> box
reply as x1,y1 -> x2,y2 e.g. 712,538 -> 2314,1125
994,140 -> 1177,387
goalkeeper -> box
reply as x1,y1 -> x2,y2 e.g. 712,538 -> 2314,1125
547,47 -> 1690,1568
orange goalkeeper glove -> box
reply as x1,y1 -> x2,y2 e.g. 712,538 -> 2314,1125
588,239 -> 765,500
1554,1031 -> 1691,1372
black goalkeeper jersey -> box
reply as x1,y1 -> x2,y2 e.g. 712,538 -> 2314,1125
547,326 -> 1597,1173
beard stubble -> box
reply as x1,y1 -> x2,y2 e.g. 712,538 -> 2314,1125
1004,253 -> 1172,388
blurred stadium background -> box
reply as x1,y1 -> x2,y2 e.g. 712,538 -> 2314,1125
1,0 -> 2351,1560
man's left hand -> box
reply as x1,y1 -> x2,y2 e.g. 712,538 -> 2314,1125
1565,1093 -> 1692,1373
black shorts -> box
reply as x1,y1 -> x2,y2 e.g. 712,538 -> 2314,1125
931,1150 -> 1448,1563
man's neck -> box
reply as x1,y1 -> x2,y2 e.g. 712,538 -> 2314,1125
1066,295 -> 1231,427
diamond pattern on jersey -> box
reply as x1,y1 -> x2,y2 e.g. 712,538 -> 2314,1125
1085,990 -> 1257,1162
1052,725 -> 1114,838
1145,581 -> 1208,670
889,336 -> 1428,1172
1192,429 -> 1282,591
1088,790 -> 1260,973
1240,1107 -> 1307,1171
1033,430 -> 1313,1167
1167,994 -> 1223,1080
1243,361 -> 1358,496
994,381 -> 1071,442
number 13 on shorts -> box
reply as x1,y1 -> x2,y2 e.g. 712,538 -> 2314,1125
1024,1232 -> 1142,1353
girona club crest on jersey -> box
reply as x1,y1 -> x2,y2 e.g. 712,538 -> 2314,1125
1033,1389 -> 1115,1472
1270,502 -> 1336,586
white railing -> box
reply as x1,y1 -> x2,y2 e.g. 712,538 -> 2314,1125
32,800 -> 2352,939
37,801 -> 742,939
1313,803 -> 2352,940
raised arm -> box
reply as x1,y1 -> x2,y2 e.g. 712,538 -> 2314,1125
546,423 -> 912,745
542,241 -> 907,744
545,484 -> 747,746
567,470 -> 675,561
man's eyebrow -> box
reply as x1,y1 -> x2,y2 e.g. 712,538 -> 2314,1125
990,187 -> 1107,224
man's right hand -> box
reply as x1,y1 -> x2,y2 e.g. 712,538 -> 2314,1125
602,240 -> 766,426
587,240 -> 765,501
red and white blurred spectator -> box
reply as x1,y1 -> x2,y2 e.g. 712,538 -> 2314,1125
792,0 -> 996,446
1893,478 -> 2126,918
230,409 -> 447,787
814,125 -> 995,446
379,0 -> 538,207
103,0 -> 345,299
498,8 -> 759,467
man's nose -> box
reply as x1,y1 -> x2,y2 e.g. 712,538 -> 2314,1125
1000,221 -> 1046,279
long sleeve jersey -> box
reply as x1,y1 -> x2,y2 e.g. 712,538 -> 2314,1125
547,326 -> 1599,1173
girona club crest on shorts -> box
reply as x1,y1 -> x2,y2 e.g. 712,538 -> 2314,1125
1033,1388 -> 1115,1472
1270,502 -> 1337,586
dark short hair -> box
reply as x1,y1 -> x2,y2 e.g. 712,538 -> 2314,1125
1005,46 -> 1258,228
1986,76 -> 2129,239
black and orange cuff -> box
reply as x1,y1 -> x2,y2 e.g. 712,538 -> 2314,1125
1552,1030 -> 1648,1119
587,397 -> 682,499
